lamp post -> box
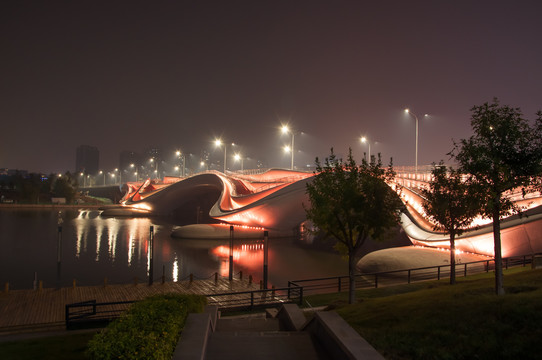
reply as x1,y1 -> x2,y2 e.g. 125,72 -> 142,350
234,153 -> 244,171
175,150 -> 185,177
130,164 -> 138,182
405,109 -> 428,173
281,125 -> 295,170
214,139 -> 227,173
360,136 -> 371,162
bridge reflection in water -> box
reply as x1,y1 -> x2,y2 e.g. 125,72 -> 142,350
103,167 -> 542,272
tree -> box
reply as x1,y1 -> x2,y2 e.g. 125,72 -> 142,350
304,148 -> 402,304
51,172 -> 77,204
452,98 -> 542,295
421,163 -> 480,284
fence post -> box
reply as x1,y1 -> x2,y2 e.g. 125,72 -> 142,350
240,271 -> 243,280
148,225 -> 154,286
338,277 -> 342,293
437,266 -> 441,280
249,275 -> 253,285
374,274 -> 378,288
299,287 -> 304,305
272,285 -> 275,299
287,281 -> 291,299
487,260 -> 490,272
215,272 -> 218,284
229,226 -> 234,281
408,270 -> 411,284
250,292 -> 254,310
463,263 -> 467,277
505,258 -> 509,270
65,305 -> 70,329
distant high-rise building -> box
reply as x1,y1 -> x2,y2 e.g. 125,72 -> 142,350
75,145 -> 99,174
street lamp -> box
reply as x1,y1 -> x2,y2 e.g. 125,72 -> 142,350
214,139 -> 228,173
281,125 -> 296,170
130,163 -> 138,182
234,153 -> 244,171
404,108 -> 428,173
175,150 -> 186,177
360,136 -> 371,162
99,170 -> 105,185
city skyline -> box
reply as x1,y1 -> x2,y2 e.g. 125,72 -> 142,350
2,1 -> 541,174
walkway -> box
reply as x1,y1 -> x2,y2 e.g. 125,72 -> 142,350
0,278 -> 260,335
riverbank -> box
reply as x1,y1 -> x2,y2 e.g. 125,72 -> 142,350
0,204 -> 117,210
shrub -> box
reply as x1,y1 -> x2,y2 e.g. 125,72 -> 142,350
87,294 -> 207,360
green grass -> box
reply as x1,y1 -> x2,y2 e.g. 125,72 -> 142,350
304,267 -> 542,360
2,269 -> 541,359
0,331 -> 96,360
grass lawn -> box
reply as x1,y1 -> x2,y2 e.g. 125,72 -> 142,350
0,331 -> 97,360
305,267 -> 542,359
1,268 -> 540,359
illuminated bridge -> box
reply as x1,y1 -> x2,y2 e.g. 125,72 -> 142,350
101,167 -> 542,270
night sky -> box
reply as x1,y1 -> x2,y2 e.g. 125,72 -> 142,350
2,1 -> 541,174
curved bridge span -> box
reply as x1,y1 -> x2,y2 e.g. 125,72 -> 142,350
102,168 -> 542,259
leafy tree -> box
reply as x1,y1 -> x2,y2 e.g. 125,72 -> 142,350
305,148 -> 402,304
51,172 -> 77,204
451,98 -> 542,295
421,162 -> 480,284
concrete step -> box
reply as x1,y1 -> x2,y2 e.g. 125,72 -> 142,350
216,317 -> 280,332
205,331 -> 329,360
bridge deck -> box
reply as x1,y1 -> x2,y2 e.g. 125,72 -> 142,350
0,279 -> 260,334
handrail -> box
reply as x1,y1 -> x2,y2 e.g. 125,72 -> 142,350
65,253 -> 540,329
288,253 -> 539,295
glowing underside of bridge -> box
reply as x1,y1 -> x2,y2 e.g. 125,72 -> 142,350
114,168 -> 542,258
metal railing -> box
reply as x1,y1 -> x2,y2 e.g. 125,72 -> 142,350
65,300 -> 134,329
204,285 -> 303,313
64,253 -> 539,329
288,254 -> 538,296
65,285 -> 303,329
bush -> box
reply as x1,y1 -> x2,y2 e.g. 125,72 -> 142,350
87,294 -> 207,360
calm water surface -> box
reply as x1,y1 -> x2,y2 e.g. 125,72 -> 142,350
0,208 -> 346,290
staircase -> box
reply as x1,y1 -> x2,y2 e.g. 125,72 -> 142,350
173,304 -> 384,360
204,314 -> 328,360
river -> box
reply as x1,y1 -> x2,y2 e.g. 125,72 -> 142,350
0,208 -> 348,290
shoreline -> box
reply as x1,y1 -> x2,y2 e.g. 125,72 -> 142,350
0,204 -> 119,210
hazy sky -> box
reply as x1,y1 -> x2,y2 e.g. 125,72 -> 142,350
2,1 -> 541,174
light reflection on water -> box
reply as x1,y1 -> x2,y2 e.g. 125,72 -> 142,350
0,208 -> 347,290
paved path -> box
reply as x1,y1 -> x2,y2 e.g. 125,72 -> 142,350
0,278 -> 260,335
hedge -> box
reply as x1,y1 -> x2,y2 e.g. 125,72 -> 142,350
87,294 -> 207,360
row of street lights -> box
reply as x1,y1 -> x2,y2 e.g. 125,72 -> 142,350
81,110 -> 426,186
360,108 -> 428,172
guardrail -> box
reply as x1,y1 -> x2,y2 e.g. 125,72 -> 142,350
204,285 -> 303,313
65,286 -> 303,329
65,253 -> 539,329
65,300 -> 134,330
288,254 -> 538,296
